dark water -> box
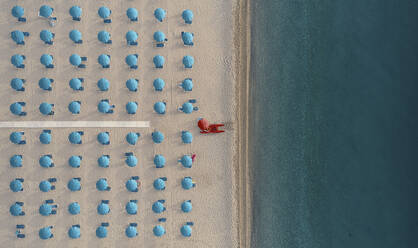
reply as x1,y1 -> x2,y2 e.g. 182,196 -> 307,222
249,1 -> 418,247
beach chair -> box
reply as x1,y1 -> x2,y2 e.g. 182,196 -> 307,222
75,40 -> 83,44
73,224 -> 80,228
101,200 -> 109,204
50,185 -> 56,190
158,199 -> 165,203
131,176 -> 139,180
74,177 -> 81,181
130,65 -> 138,69
16,201 -> 24,206
158,218 -> 166,222
19,211 -> 25,216
104,19 -> 112,23
73,17 -> 81,21
186,222 -> 194,226
130,200 -> 137,203
128,41 -> 138,46
18,17 -> 26,22
51,209 -> 57,215
16,224 -> 25,229
78,64 -> 86,68
16,178 -> 24,182
45,199 -> 54,204
17,234 -> 25,238
101,222 -> 109,227
161,177 -> 167,181
129,223 -> 137,227
16,64 -> 25,69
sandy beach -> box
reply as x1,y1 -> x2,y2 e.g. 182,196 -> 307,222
0,0 -> 241,247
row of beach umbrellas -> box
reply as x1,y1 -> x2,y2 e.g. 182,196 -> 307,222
8,130 -> 193,145
10,153 -> 194,169
10,199 -> 192,216
12,5 -> 193,24
8,100 -> 198,116
11,222 -> 192,239
10,77 -> 193,92
11,30 -> 194,47
10,54 -> 195,69
9,176 -> 195,192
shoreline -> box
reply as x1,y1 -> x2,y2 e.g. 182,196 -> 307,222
234,0 -> 252,247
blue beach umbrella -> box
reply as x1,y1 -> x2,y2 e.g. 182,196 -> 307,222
68,226 -> 80,239
126,78 -> 138,91
181,131 -> 193,144
10,179 -> 23,192
69,156 -> 81,168
153,31 -> 166,42
68,202 -> 80,215
96,178 -> 109,191
10,132 -> 24,144
10,155 -> 23,167
153,55 -> 165,68
39,155 -> 53,168
12,6 -> 24,18
10,203 -> 22,216
126,31 -> 138,44
96,226 -> 107,238
97,132 -> 110,145
97,78 -> 110,91
11,54 -> 24,67
40,54 -> 53,67
39,180 -> 52,192
152,131 -> 164,143
69,131 -> 82,144
152,201 -> 165,213
98,54 -> 110,68
153,225 -> 166,237
179,155 -> 193,168
125,226 -> 137,238
68,101 -> 81,114
40,102 -> 53,115
97,203 -> 110,215
98,101 -> 111,113
154,8 -> 166,22
98,155 -> 110,168
125,54 -> 138,67
154,102 -> 166,114
40,131 -> 51,144
182,177 -> 194,190
39,204 -> 52,216
11,78 -> 24,91
69,30 -> 82,43
125,155 -> 137,167
126,202 -> 137,215
39,227 -> 52,240
181,102 -> 194,114
11,30 -> 25,44
181,201 -> 192,213
183,55 -> 194,68
69,6 -> 82,19
39,77 -> 52,90
126,132 -> 139,145
98,7 -> 111,19
68,178 -> 81,191
98,31 -> 111,43
70,54 -> 81,66
154,155 -> 166,168
181,78 -> 193,91
153,78 -> 165,91
182,9 -> 194,24
69,78 -> 83,90
10,102 -> 24,115
126,179 -> 138,192
127,8 -> 138,21
181,225 -> 192,237
153,178 -> 165,190
39,5 -> 53,18
182,32 -> 194,45
126,102 -> 138,114
40,30 -> 53,43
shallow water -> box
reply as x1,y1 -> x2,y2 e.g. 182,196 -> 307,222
249,1 -> 418,247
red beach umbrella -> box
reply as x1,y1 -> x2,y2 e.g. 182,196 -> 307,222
198,118 -> 209,130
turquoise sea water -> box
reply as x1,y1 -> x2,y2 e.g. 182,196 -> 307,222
250,1 -> 418,247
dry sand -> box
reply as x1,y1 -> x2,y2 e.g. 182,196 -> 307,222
0,0 -> 239,247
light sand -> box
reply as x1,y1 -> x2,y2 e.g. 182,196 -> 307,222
0,0 -> 239,247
